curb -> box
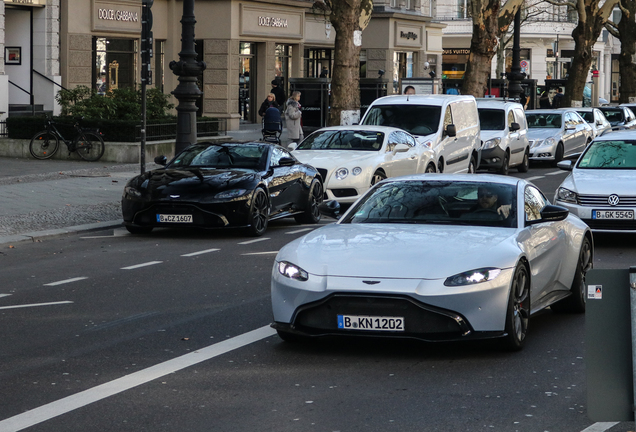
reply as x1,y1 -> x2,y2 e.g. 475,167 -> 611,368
0,220 -> 124,246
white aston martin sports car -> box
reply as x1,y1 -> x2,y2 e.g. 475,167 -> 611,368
289,126 -> 436,204
271,174 -> 593,351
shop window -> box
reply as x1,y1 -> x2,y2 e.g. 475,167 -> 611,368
275,45 -> 292,97
505,48 -> 530,74
155,40 -> 165,93
457,0 -> 471,18
93,37 -> 137,94
304,48 -> 333,78
360,50 -> 367,78
393,51 -> 414,93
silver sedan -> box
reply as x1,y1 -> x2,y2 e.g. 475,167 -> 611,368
271,174 -> 593,351
526,109 -> 593,165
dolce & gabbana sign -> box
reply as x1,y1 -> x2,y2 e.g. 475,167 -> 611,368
93,1 -> 141,33
240,5 -> 302,39
258,16 -> 288,28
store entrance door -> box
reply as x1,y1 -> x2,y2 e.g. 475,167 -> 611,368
239,43 -> 256,123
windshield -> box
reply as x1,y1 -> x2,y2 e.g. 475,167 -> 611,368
577,140 -> 636,169
169,144 -> 268,170
478,108 -> 506,131
526,113 -> 562,129
361,104 -> 441,136
342,180 -> 517,228
599,108 -> 624,125
577,111 -> 594,123
297,130 -> 385,151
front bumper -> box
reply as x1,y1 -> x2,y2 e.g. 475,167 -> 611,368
271,268 -> 514,341
529,143 -> 557,161
555,200 -> 636,232
478,146 -> 506,170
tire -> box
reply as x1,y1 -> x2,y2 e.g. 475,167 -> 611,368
552,143 -> 564,167
498,151 -> 510,175
517,150 -> 530,173
468,155 -> 477,174
502,263 -> 530,351
75,132 -> 105,162
425,163 -> 436,173
371,170 -> 387,186
551,236 -> 592,314
246,188 -> 269,236
125,225 -> 153,234
29,131 -> 59,160
294,179 -> 323,224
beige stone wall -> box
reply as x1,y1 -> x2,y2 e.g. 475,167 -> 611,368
65,34 -> 92,88
204,39 -> 241,130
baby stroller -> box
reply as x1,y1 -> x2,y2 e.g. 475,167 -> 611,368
262,107 -> 283,145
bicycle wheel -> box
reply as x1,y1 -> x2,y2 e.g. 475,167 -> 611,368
75,132 -> 105,161
29,131 -> 59,160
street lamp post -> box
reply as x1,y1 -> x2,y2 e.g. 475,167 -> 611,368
507,9 -> 524,101
169,0 -> 206,155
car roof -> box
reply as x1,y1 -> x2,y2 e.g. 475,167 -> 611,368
525,109 -> 567,114
383,173 -> 523,187
476,99 -> 523,110
309,125 -> 410,134
368,94 -> 476,107
574,107 -> 599,112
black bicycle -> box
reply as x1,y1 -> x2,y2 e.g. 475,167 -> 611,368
29,117 -> 105,161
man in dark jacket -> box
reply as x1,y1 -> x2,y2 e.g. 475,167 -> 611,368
270,79 -> 286,109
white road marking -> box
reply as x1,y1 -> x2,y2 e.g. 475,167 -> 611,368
525,176 -> 544,181
0,301 -> 73,311
241,251 -> 279,256
580,422 -> 619,432
43,277 -> 88,286
181,248 -> 220,257
546,170 -> 567,175
0,325 -> 276,432
238,238 -> 270,245
120,261 -> 162,270
0,294 -> 12,299
286,228 -> 314,234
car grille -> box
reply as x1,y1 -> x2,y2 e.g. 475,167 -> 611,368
292,293 -> 471,340
331,188 -> 358,198
583,219 -> 636,230
578,194 -> 636,207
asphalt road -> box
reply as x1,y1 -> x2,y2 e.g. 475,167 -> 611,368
0,164 -> 634,432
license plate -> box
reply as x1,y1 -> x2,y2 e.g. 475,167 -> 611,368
592,210 -> 635,220
157,214 -> 193,223
337,315 -> 405,332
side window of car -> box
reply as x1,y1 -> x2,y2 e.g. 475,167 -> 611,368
270,147 -> 286,166
443,106 -> 453,131
507,110 -> 515,129
513,108 -> 526,129
405,133 -> 416,147
524,186 -> 547,222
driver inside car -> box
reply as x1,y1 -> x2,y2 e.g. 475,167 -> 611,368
474,186 -> 512,218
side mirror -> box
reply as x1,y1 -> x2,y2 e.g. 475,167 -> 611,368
277,157 -> 296,167
565,125 -> 576,131
318,200 -> 341,219
445,124 -> 457,137
510,122 -> 520,132
539,204 -> 569,222
556,160 -> 573,171
154,155 -> 167,166
392,143 -> 410,154
288,143 -> 298,151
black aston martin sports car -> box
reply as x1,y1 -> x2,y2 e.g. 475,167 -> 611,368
121,141 -> 324,236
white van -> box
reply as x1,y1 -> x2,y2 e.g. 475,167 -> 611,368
476,99 -> 530,175
359,94 -> 481,173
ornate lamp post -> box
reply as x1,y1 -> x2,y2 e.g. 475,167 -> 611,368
507,9 -> 524,101
170,0 -> 206,154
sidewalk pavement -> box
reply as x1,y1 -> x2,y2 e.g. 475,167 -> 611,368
0,121 -> 279,246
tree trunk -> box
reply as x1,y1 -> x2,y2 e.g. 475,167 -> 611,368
617,1 -> 636,103
326,0 -> 372,126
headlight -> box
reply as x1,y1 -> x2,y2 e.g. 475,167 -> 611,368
335,168 -> 349,180
556,187 -> 578,204
444,268 -> 502,286
530,139 -> 543,149
352,167 -> 362,176
278,261 -> 309,281
422,140 -> 433,148
124,186 -> 143,198
482,138 -> 501,150
215,189 -> 248,199
545,137 -> 557,147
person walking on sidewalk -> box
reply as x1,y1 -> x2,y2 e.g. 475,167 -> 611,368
285,91 -> 303,145
270,79 -> 286,112
258,93 -> 279,117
